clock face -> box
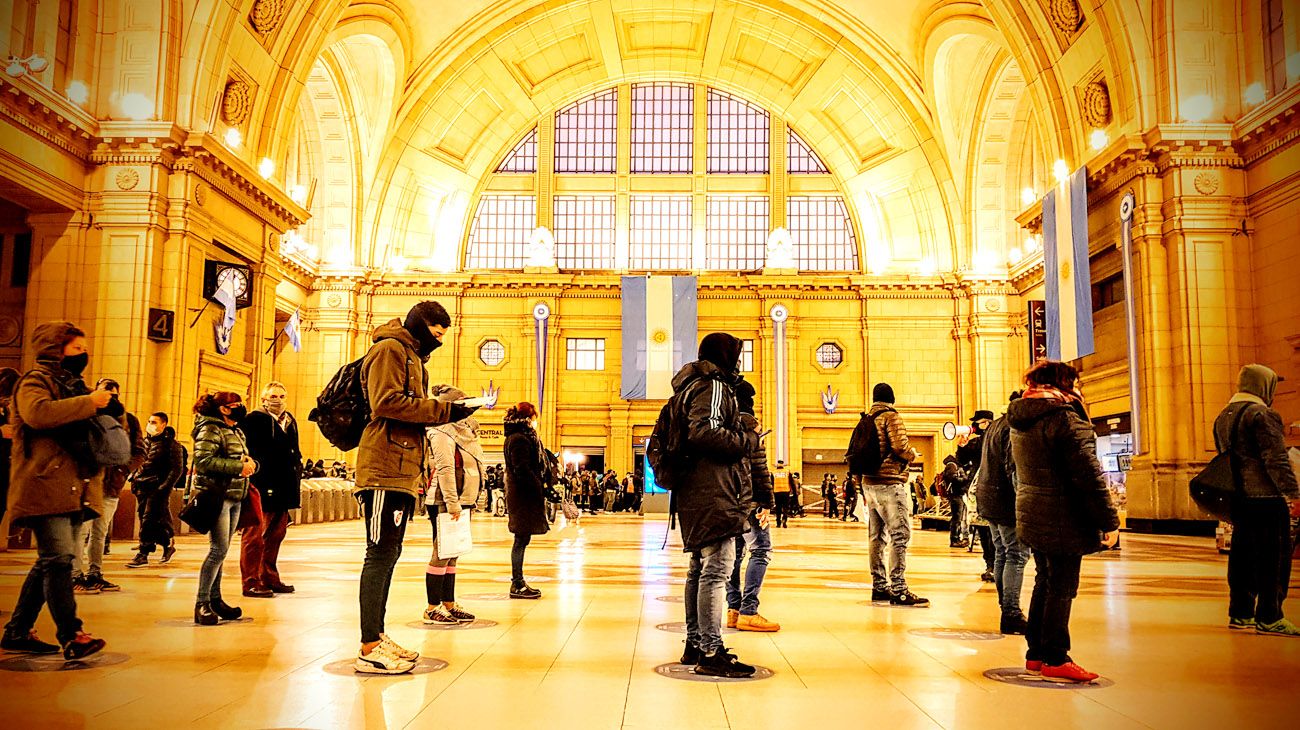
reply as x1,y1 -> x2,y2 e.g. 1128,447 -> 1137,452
217,267 -> 249,298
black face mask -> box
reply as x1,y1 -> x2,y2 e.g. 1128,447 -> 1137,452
226,405 -> 248,422
61,353 -> 89,375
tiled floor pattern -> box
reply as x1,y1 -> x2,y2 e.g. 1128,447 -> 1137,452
0,514 -> 1297,729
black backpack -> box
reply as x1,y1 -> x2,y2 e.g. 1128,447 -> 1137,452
646,385 -> 695,490
308,357 -> 370,452
845,412 -> 883,475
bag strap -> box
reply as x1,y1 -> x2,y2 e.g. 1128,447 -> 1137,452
1224,404 -> 1251,489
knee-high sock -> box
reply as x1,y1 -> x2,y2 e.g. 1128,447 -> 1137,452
444,564 -> 457,602
425,565 -> 448,605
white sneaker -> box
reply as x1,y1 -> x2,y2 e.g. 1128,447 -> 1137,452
354,644 -> 415,675
379,633 -> 419,661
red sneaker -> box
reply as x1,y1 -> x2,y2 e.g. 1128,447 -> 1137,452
1041,661 -> 1098,683
1024,660 -> 1043,675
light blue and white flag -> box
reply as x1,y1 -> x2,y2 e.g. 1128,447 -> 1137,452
620,275 -> 697,400
284,307 -> 302,353
1041,166 -> 1095,362
212,274 -> 239,354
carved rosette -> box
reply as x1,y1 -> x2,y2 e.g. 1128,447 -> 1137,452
1194,172 -> 1220,196
221,79 -> 252,126
249,0 -> 286,35
1082,80 -> 1112,128
115,168 -> 140,190
1048,0 -> 1082,33
194,183 -> 207,206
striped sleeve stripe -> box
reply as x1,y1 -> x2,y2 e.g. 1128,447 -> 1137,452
708,381 -> 723,429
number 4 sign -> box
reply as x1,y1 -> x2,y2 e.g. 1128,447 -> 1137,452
148,308 -> 174,342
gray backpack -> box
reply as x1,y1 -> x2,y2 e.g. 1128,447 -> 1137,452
88,414 -> 132,467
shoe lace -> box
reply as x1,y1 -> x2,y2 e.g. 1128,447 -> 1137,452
378,634 -> 409,654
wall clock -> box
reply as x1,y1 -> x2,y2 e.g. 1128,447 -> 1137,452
203,260 -> 254,309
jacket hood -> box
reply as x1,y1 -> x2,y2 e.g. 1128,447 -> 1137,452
150,426 -> 177,440
698,333 -> 743,374
503,417 -> 533,436
433,418 -> 484,458
32,321 -> 80,362
671,359 -> 728,393
372,318 -> 424,361
867,402 -> 897,416
1235,363 -> 1280,406
1006,397 -> 1071,430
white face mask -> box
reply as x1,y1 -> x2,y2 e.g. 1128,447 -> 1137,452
146,424 -> 161,436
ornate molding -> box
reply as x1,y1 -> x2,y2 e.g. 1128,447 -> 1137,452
177,133 -> 308,231
249,0 -> 287,34
114,168 -> 140,190
221,79 -> 252,126
1081,80 -> 1112,129
0,75 -> 96,161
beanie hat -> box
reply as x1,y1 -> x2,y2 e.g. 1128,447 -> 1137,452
872,383 -> 895,404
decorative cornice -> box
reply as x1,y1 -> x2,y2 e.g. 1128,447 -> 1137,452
0,75 -> 96,161
90,122 -> 186,165
177,133 -> 308,231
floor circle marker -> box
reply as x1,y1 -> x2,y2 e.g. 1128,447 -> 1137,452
856,600 -> 930,609
653,663 -> 773,682
909,628 -> 1004,641
0,652 -> 130,672
655,622 -> 738,635
323,656 -> 448,677
405,619 -> 499,631
982,667 -> 1113,689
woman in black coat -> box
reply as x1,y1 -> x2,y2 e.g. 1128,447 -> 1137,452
1008,360 -> 1119,684
503,402 -> 547,599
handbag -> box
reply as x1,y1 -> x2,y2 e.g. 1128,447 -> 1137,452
560,496 -> 580,521
179,484 -> 223,534
1190,406 -> 1249,522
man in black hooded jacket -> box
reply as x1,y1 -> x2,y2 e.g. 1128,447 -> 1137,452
673,333 -> 759,678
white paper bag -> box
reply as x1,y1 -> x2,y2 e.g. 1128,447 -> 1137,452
436,511 -> 473,559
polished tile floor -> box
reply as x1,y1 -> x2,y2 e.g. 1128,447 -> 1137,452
0,513 -> 1296,730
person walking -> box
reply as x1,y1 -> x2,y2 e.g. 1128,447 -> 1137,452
849,383 -> 928,607
1213,364 -> 1300,637
1008,360 -> 1120,683
352,301 -> 474,674
724,377 -> 781,633
822,474 -> 839,519
191,392 -> 257,626
771,460 -> 791,528
503,402 -> 547,599
667,333 -> 760,678
974,392 -> 1029,634
422,386 -> 483,625
1,323 -> 110,659
71,379 -> 145,594
239,382 -> 303,598
126,412 -> 186,567
841,474 -> 860,522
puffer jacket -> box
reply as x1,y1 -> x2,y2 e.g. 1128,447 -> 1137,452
858,403 -> 915,485
503,416 -> 549,536
740,413 -> 774,511
974,415 -> 1016,524
191,415 -> 251,501
1008,398 -> 1119,555
131,426 -> 186,494
355,319 -> 454,498
6,322 -> 104,524
427,419 -> 484,514
1212,402 -> 1299,500
671,360 -> 757,552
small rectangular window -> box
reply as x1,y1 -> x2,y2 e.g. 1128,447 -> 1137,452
11,232 -> 31,288
566,338 -> 605,371
1091,272 -> 1125,312
740,339 -> 754,373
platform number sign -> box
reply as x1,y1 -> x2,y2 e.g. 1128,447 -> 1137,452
147,308 -> 174,342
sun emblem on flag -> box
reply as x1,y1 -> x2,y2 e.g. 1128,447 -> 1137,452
1060,261 -> 1071,281
652,329 -> 668,344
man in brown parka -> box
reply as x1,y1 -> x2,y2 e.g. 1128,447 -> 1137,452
2,322 -> 112,660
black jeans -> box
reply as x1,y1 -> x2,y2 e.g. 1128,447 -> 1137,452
975,525 -> 994,570
1025,550 -> 1082,666
948,493 -> 967,543
136,487 -> 175,552
5,514 -> 84,644
511,533 -> 532,582
358,490 -> 413,644
1228,498 -> 1292,625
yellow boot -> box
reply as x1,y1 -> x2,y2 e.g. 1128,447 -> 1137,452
736,613 -> 781,632
726,609 -> 739,629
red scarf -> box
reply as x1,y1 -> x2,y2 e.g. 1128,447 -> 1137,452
1022,384 -> 1084,407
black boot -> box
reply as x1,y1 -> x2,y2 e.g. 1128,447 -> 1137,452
194,602 -> 219,626
509,580 -> 542,599
1000,611 -> 1028,635
211,597 -> 243,621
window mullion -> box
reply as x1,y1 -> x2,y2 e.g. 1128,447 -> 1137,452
616,83 -> 631,270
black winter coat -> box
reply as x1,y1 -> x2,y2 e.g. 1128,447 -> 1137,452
243,410 -> 303,512
740,413 -> 774,510
132,426 -> 186,494
504,418 -> 549,536
1008,398 -> 1119,555
974,416 -> 1016,525
1212,401 -> 1300,500
671,360 -> 756,552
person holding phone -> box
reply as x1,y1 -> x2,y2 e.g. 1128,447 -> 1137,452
1008,360 -> 1120,683
421,386 -> 483,625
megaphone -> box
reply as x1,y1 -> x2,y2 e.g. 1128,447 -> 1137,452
942,422 -> 973,440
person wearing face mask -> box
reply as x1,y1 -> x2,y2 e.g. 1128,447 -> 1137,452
238,381 -> 303,597
1213,364 -> 1300,638
352,301 -> 477,674
1,322 -> 111,660
126,412 -> 187,567
70,379 -> 145,594
503,402 -> 547,599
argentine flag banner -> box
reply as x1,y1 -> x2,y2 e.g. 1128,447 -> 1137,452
620,275 -> 697,400
1041,166 -> 1095,362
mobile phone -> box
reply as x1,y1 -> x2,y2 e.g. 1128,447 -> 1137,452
455,397 -> 490,408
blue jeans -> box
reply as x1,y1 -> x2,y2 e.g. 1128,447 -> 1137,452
684,538 -> 736,654
990,521 -> 1030,614
74,495 -> 119,577
725,513 -> 773,615
196,499 -> 241,603
5,514 -> 84,644
865,484 -> 912,593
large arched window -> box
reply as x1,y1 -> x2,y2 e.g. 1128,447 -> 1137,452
465,83 -> 858,272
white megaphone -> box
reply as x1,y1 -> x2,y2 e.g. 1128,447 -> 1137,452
942,422 -> 973,441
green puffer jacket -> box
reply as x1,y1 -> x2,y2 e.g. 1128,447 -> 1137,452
191,414 -> 251,501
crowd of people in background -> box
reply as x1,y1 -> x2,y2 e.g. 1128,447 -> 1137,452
0,302 -> 1295,682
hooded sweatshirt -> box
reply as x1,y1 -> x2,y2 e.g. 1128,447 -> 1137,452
426,387 -> 486,513
1213,364 -> 1298,500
